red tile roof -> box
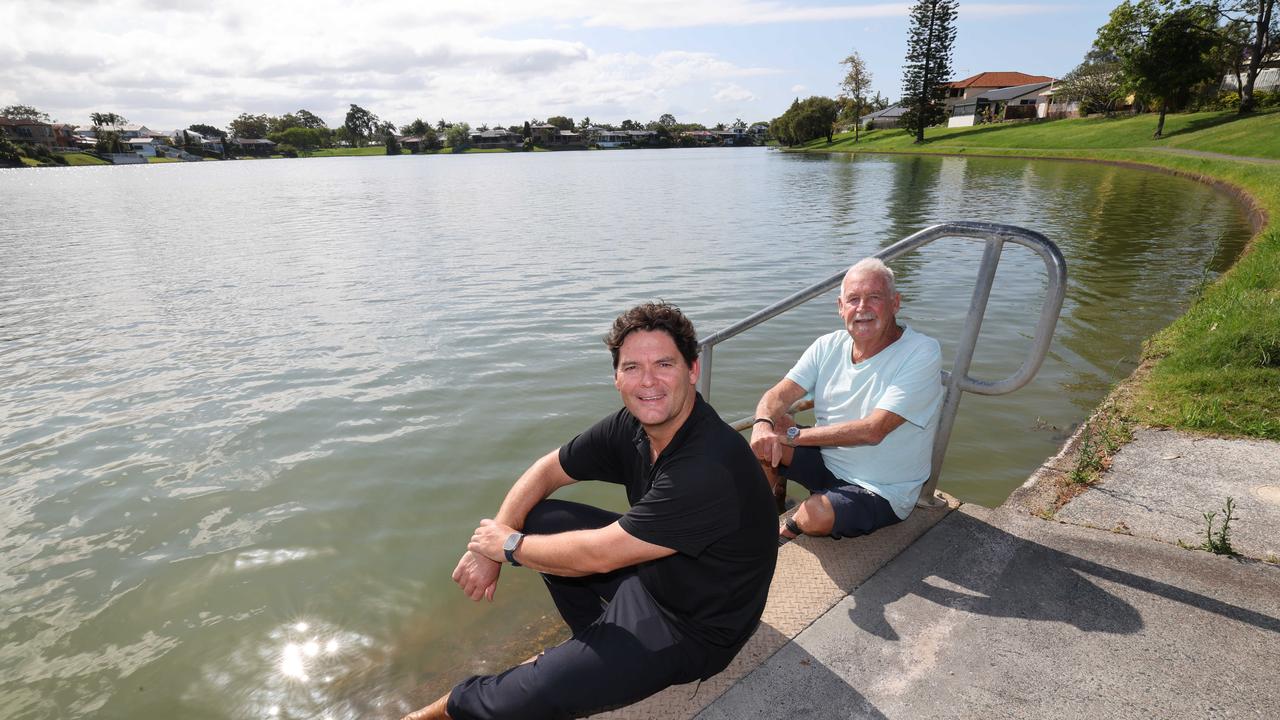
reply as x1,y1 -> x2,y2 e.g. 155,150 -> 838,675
948,72 -> 1054,89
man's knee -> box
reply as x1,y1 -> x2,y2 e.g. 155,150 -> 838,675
523,499 -> 618,535
795,494 -> 835,536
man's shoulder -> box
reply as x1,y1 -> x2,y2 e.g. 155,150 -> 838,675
897,326 -> 941,358
805,329 -> 849,356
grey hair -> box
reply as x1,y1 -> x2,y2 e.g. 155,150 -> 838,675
844,258 -> 896,295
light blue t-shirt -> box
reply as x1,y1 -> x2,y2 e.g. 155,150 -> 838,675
785,326 -> 943,519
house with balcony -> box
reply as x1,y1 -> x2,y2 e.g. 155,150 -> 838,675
947,81 -> 1054,127
944,72 -> 1055,112
470,128 -> 520,149
0,118 -> 56,148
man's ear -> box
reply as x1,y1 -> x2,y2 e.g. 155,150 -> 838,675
688,357 -> 700,386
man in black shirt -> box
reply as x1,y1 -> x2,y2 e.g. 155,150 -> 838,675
402,303 -> 777,720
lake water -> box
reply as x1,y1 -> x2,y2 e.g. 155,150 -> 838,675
0,148 -> 1251,719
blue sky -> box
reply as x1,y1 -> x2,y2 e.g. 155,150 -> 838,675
0,1 -> 1120,132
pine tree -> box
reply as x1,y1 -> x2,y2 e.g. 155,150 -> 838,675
901,0 -> 958,143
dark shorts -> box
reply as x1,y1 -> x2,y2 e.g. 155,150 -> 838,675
447,500 -> 726,720
782,446 -> 902,539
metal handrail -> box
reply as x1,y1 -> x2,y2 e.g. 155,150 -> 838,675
700,221 -> 1067,508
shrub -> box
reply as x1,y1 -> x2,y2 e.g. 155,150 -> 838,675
276,143 -> 298,158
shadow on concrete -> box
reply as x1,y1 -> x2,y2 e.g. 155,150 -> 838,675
809,510 -> 1280,642
693,640 -> 888,720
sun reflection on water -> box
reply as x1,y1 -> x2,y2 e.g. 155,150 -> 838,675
188,615 -> 391,720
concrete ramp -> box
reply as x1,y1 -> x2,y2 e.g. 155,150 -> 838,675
594,496 -> 960,719
696,505 -> 1280,719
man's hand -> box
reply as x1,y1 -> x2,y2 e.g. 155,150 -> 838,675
452,550 -> 501,602
468,518 -> 516,564
750,415 -> 795,468
749,422 -> 780,465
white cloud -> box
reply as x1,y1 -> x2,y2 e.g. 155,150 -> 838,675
0,1 -> 1072,128
791,84 -> 807,94
714,84 -> 757,103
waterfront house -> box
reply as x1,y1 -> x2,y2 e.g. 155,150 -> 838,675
125,137 -> 159,157
1220,51 -> 1280,93
857,105 -> 907,130
626,129 -> 657,146
80,123 -> 157,140
947,81 -> 1053,127
229,137 -> 276,156
749,123 -> 769,142
591,129 -> 632,148
470,128 -> 520,149
944,72 -> 1054,112
680,130 -> 719,146
530,123 -> 559,146
0,117 -> 56,149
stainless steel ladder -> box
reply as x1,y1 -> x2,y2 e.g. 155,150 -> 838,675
696,221 -> 1068,507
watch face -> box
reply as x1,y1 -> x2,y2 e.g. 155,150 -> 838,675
504,533 -> 522,552
787,426 -> 800,440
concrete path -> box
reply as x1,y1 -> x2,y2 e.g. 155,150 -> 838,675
676,429 -> 1280,719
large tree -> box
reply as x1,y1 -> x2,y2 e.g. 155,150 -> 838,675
1098,1 -> 1222,137
89,112 -> 127,153
839,51 -> 874,142
228,112 -> 270,139
294,109 -> 327,129
901,0 -> 959,143
1179,0 -> 1277,113
1056,48 -> 1126,115
188,123 -> 225,139
546,115 -> 574,131
1,105 -> 51,122
400,118 -> 440,150
445,122 -> 471,151
770,96 -> 842,145
343,104 -> 379,147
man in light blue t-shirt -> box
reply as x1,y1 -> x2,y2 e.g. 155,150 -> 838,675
750,258 -> 943,543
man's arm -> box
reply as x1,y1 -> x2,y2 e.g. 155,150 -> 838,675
787,408 -> 906,448
452,450 -> 578,601
749,378 -> 808,466
469,519 -> 675,577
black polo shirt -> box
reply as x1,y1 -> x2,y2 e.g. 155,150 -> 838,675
558,393 -> 777,653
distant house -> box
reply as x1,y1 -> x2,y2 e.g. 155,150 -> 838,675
469,128 -> 520,149
399,135 -> 438,152
0,117 -> 55,148
125,137 -> 160,157
748,123 -> 769,142
51,124 -> 78,148
857,105 -> 907,130
81,123 -> 157,140
557,129 -> 585,146
229,137 -> 276,156
680,130 -> 719,146
1038,84 -> 1083,120
944,72 -> 1055,111
1220,52 -> 1280,93
947,81 -> 1053,128
714,128 -> 754,146
626,129 -> 657,146
591,129 -> 631,148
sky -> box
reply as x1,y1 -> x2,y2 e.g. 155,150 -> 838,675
0,1 -> 1122,133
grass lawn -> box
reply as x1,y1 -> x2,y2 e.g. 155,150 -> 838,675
819,108 -> 1280,159
59,152 -> 109,166
306,146 -> 398,157
796,110 -> 1280,440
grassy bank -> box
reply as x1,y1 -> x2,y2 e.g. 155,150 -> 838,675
824,108 -> 1280,158
796,110 -> 1280,441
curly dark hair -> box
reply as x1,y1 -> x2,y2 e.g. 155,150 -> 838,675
604,302 -> 699,369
